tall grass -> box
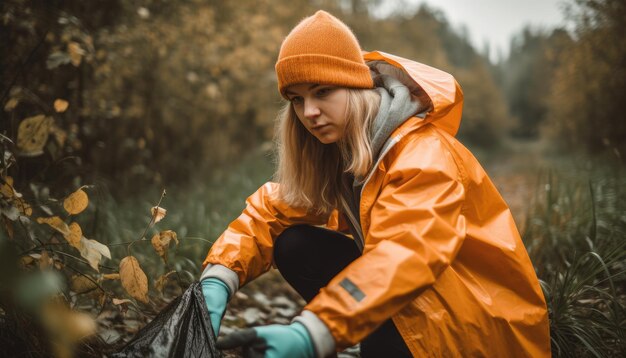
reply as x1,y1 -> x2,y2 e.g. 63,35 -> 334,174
523,161 -> 626,357
81,147 -> 275,282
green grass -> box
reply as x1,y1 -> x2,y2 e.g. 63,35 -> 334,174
522,157 -> 626,357
82,147 -> 275,284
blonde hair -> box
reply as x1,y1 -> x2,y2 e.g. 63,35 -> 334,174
274,88 -> 381,214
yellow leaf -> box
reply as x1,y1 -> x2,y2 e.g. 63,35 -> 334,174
68,42 -> 83,67
42,302 -> 96,357
40,250 -> 52,270
37,216 -> 70,236
150,206 -> 166,223
15,198 -> 32,216
151,230 -> 178,262
54,99 -> 69,113
4,98 -> 18,111
64,188 -> 88,215
119,256 -> 149,303
20,255 -> 34,267
66,222 -> 82,248
70,275 -> 98,294
112,298 -> 133,305
17,115 -> 53,156
1,177 -> 14,198
112,298 -> 133,315
78,237 -> 111,271
102,273 -> 120,280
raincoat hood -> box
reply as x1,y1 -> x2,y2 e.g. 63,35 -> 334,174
365,51 -> 464,137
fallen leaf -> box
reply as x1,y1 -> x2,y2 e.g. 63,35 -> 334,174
112,298 -> 132,305
66,222 -> 82,248
42,302 -> 96,358
20,255 -> 34,267
64,188 -> 88,215
54,99 -> 69,113
15,198 -> 32,216
150,206 -> 166,223
119,256 -> 149,303
17,115 -> 53,156
40,250 -> 52,270
68,42 -> 83,67
151,230 -> 178,262
37,216 -> 70,236
4,98 -> 18,111
112,298 -> 133,315
70,275 -> 98,294
0,176 -> 14,198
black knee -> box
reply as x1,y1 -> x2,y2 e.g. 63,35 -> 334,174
274,225 -> 315,272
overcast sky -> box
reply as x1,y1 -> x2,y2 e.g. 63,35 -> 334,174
397,0 -> 568,61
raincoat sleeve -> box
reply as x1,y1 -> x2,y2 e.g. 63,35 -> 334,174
304,132 -> 467,349
202,182 -> 331,290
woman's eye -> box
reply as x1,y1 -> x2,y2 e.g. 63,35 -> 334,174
316,88 -> 332,97
290,96 -> 303,105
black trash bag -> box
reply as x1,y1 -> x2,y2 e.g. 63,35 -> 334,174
112,281 -> 222,358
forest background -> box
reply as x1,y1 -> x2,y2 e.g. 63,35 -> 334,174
1,0 -> 624,357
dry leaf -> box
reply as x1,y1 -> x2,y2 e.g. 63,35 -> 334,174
151,230 -> 178,262
40,250 -> 52,270
64,188 -> 88,215
37,216 -> 70,236
112,298 -> 133,305
42,302 -> 96,358
4,98 -> 18,111
0,176 -> 14,198
119,256 -> 149,303
150,206 -> 167,223
66,222 -> 82,248
15,198 -> 32,216
70,275 -> 98,294
17,115 -> 53,156
154,270 -> 176,294
20,255 -> 35,267
102,273 -> 120,280
112,298 -> 133,315
68,42 -> 83,67
78,237 -> 111,272
54,99 -> 69,113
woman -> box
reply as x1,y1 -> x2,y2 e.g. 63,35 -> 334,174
200,10 -> 550,358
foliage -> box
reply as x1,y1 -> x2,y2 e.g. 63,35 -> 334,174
523,159 -> 626,357
500,27 -> 572,138
499,0 -> 625,153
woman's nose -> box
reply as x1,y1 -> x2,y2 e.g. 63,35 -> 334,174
303,100 -> 321,119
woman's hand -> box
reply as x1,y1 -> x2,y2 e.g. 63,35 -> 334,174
216,322 -> 315,358
201,277 -> 230,337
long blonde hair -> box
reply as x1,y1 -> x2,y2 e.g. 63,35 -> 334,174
274,88 -> 381,214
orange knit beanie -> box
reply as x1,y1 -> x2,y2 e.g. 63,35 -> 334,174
275,10 -> 374,96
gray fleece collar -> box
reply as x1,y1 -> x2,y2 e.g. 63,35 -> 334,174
369,74 -> 425,160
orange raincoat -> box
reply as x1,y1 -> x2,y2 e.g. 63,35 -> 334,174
203,51 -> 551,357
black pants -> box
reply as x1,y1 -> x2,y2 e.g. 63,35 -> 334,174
274,225 -> 413,357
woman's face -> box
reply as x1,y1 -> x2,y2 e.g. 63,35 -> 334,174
284,83 -> 349,144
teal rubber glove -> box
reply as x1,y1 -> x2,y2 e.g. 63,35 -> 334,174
201,277 -> 230,337
217,322 -> 315,358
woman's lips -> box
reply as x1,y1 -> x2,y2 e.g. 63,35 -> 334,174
311,124 -> 329,131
